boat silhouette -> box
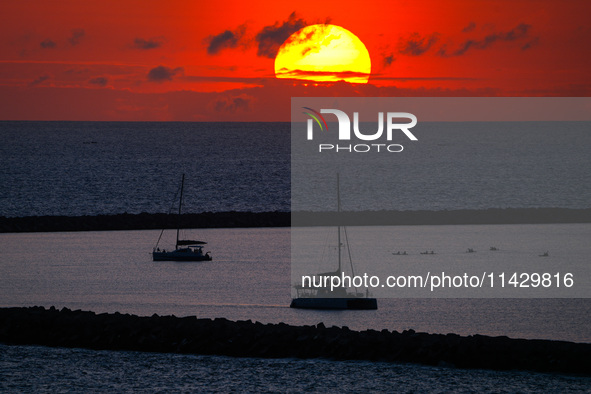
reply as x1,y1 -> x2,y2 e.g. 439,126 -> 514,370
152,174 -> 212,262
290,174 -> 377,310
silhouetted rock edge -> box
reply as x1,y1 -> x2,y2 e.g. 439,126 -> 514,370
0,307 -> 589,375
1,208 -> 590,233
0,211 -> 290,233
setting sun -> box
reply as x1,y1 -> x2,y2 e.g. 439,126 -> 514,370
1,1 -> 590,121
274,24 -> 371,84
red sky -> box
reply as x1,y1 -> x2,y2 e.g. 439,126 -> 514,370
0,0 -> 589,121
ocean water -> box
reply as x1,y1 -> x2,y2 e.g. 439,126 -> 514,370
1,121 -> 590,216
1,226 -> 589,343
1,121 -> 590,390
0,121 -> 290,216
292,121 -> 591,212
2,344 -> 590,393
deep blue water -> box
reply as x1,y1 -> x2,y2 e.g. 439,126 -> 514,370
1,121 -> 590,217
1,121 -> 590,391
291,121 -> 591,212
0,121 -> 290,216
2,344 -> 590,393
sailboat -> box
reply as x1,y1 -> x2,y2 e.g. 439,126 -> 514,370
152,174 -> 212,262
290,174 -> 377,310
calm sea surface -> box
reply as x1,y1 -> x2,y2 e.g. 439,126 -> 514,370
1,226 -> 590,391
2,344 -> 590,393
1,226 -> 589,343
1,121 -> 590,391
1,121 -> 590,216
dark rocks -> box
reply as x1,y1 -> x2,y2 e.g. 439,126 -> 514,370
0,211 -> 290,233
1,208 -> 590,233
1,306 -> 590,375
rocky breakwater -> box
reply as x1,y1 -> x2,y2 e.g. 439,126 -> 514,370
0,211 -> 290,233
0,307 -> 589,375
2,208 -> 591,233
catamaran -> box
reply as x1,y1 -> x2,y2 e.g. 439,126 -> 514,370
290,174 -> 377,310
152,174 -> 212,262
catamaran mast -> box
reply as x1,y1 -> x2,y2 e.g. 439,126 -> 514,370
337,173 -> 341,273
176,173 -> 185,248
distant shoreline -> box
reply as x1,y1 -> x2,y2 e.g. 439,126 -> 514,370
0,208 -> 590,233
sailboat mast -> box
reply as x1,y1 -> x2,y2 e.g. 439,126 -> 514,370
337,173 -> 341,273
176,173 -> 185,248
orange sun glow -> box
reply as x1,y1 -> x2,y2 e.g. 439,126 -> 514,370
274,24 -> 371,84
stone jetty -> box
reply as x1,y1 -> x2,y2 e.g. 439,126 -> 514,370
1,208 -> 590,233
1,307 -> 589,375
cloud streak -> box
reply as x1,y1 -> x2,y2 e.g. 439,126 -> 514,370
398,33 -> 440,56
29,74 -> 50,86
255,12 -> 307,58
133,37 -> 165,50
438,24 -> 534,56
213,94 -> 253,113
204,12 -> 316,58
521,37 -> 539,50
382,53 -> 396,68
69,29 -> 85,46
40,39 -> 57,49
205,25 -> 246,55
147,65 -> 183,82
462,22 -> 476,33
275,69 -> 371,80
89,76 -> 108,87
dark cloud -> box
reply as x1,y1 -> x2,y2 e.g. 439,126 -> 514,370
89,77 -> 108,87
503,23 -> 531,40
382,53 -> 396,68
274,69 -> 371,81
29,74 -> 50,86
40,39 -> 57,49
69,29 -> 85,46
205,25 -> 246,55
438,23 -> 533,56
398,33 -> 439,56
521,36 -> 539,50
147,65 -> 183,82
255,12 -> 307,58
213,95 -> 253,113
133,37 -> 165,50
462,22 -> 476,33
